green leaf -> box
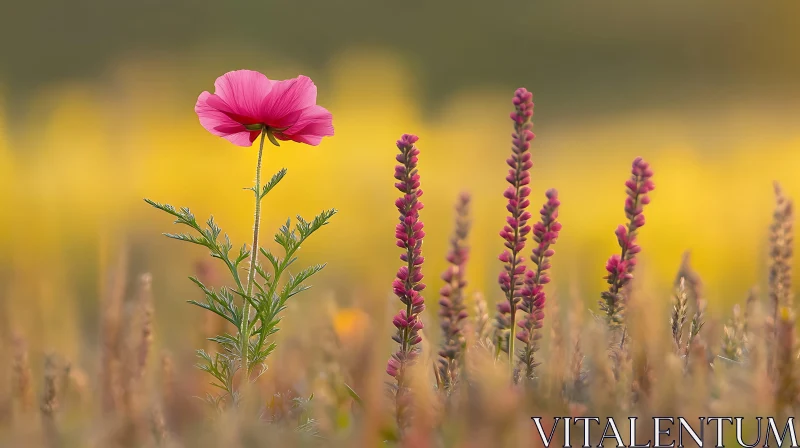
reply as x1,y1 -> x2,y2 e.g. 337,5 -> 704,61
145,199 -> 246,293
254,264 -> 273,289
260,248 -> 282,273
344,383 -> 363,407
144,199 -> 180,219
249,340 -> 277,370
164,232 -> 206,246
195,349 -> 237,394
266,130 -> 281,146
282,264 -> 326,301
188,277 -> 242,327
298,209 -> 337,239
208,334 -> 240,353
260,168 -> 288,199
235,244 -> 250,265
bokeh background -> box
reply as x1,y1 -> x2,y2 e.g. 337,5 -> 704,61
1,0 -> 800,364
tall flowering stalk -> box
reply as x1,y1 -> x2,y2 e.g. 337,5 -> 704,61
472,292 -> 491,345
685,295 -> 705,368
768,182 -> 794,376
675,252 -> 704,310
495,88 -> 535,365
769,183 -> 794,327
387,134 -> 426,431
599,157 -> 655,328
670,278 -> 689,355
673,253 -> 707,362
516,189 -> 561,381
721,303 -> 746,362
437,192 -> 472,391
775,306 -> 797,413
146,70 -> 336,407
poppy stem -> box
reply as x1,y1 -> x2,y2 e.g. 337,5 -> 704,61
240,128 -> 268,392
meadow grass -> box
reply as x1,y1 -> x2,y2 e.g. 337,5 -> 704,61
0,82 -> 798,447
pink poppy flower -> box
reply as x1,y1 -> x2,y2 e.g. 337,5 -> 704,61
195,70 -> 334,147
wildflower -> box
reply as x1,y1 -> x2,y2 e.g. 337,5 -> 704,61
599,157 -> 654,327
769,182 -> 794,323
675,251 -> 703,309
40,354 -> 69,432
437,192 -> 472,391
11,333 -> 33,413
195,70 -> 334,147
721,304 -> 746,362
495,88 -> 535,363
775,306 -> 797,413
670,278 -> 689,355
768,182 -> 794,376
685,297 -> 706,369
387,134 -> 426,431
516,189 -> 561,380
673,253 -> 707,363
472,292 -> 491,345
148,69 -> 336,407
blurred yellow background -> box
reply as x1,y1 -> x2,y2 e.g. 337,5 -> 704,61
1,1 -> 799,361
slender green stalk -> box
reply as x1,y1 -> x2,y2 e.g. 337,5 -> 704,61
240,129 -> 268,386
507,154 -> 524,373
146,117 -> 335,408
508,264 -> 518,372
402,242 -> 414,354
497,88 -> 535,377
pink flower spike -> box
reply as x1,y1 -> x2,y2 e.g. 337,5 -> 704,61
437,193 -> 472,390
599,157 -> 655,327
494,87 -> 537,358
195,70 -> 334,147
516,189 -> 561,380
388,133 -> 426,430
